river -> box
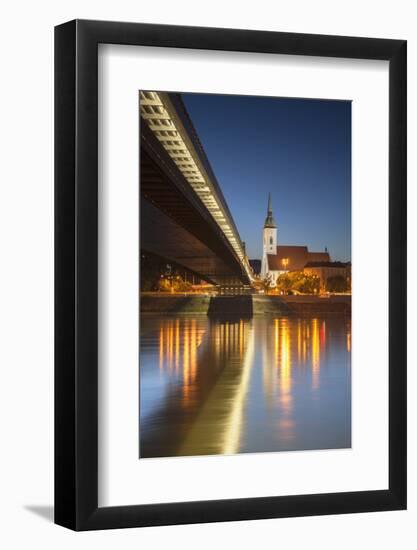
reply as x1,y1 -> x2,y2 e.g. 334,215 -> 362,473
139,314 -> 351,458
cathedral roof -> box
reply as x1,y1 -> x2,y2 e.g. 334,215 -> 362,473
264,213 -> 276,228
305,261 -> 348,268
267,246 -> 331,271
307,252 -> 332,263
264,193 -> 276,228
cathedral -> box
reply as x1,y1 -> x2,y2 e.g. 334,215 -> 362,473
260,194 -> 330,285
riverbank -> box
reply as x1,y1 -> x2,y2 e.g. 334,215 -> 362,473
140,294 -> 351,316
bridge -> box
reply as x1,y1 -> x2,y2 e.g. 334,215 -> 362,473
140,91 -> 254,293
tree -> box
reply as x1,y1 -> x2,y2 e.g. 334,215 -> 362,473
173,278 -> 193,292
276,273 -> 293,294
276,271 -> 320,295
158,277 -> 172,292
260,274 -> 273,293
157,275 -> 193,293
326,275 -> 347,292
294,274 -> 320,294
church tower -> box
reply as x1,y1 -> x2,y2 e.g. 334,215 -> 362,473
261,193 -> 277,278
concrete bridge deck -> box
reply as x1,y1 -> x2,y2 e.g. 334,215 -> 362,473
140,91 -> 253,289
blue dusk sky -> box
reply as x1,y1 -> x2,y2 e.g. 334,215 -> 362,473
181,93 -> 351,262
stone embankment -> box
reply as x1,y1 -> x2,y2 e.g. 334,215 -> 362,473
141,294 -> 351,317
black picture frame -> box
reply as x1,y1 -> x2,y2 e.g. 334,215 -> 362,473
55,19 -> 407,531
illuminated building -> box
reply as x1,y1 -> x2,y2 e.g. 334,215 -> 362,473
260,194 -> 330,286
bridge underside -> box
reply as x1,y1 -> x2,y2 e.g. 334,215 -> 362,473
140,125 -> 251,288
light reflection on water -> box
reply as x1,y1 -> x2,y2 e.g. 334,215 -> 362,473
140,315 -> 351,458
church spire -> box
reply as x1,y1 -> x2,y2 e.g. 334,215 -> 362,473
264,192 -> 276,228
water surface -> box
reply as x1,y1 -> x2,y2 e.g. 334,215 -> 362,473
140,315 -> 351,458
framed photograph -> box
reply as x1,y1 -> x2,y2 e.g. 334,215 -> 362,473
55,20 -> 406,530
